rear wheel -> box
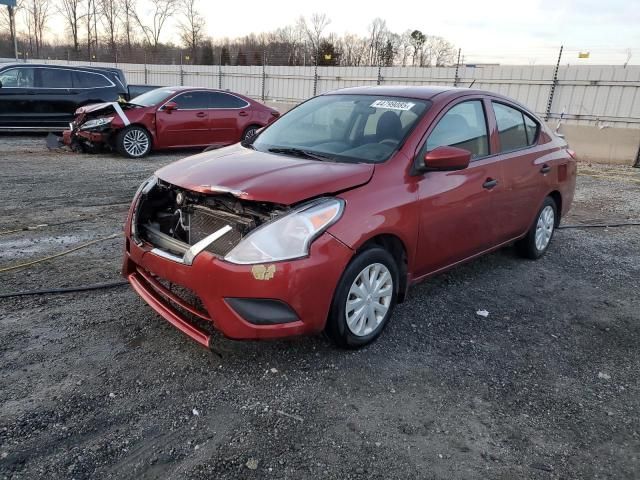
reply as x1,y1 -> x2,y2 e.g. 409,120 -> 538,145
242,125 -> 261,142
516,196 -> 557,259
325,247 -> 399,348
116,125 -> 151,158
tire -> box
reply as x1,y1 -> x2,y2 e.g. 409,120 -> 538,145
242,125 -> 261,142
116,125 -> 152,158
325,247 -> 399,348
515,196 -> 558,259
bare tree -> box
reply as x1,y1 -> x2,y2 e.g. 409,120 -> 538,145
367,18 -> 387,65
397,30 -> 413,67
24,0 -> 50,57
118,0 -> 135,51
177,0 -> 204,62
1,1 -> 22,56
82,0 -> 95,60
298,13 -> 330,64
132,0 -> 178,51
99,0 -> 119,60
58,0 -> 81,56
429,36 -> 455,66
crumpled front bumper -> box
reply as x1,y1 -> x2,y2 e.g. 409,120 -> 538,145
62,127 -> 110,146
122,227 -> 354,348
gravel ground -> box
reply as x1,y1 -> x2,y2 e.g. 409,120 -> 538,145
1,135 -> 639,480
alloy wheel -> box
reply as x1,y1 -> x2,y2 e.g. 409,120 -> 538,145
123,129 -> 150,157
535,205 -> 555,251
345,263 -> 393,337
243,127 -> 258,140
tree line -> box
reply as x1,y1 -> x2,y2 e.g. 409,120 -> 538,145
0,1 -> 457,67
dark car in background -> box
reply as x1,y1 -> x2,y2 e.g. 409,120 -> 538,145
63,87 -> 280,157
0,63 -> 128,130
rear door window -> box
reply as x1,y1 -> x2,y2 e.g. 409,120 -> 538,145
73,71 -> 112,88
0,68 -> 35,88
38,68 -> 73,88
209,92 -> 249,108
425,100 -> 489,159
173,91 -> 210,109
492,102 -> 530,152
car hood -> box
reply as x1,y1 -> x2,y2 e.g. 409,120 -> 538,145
74,101 -> 141,116
155,144 -> 375,205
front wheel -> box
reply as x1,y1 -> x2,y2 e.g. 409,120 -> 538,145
325,247 -> 399,348
516,197 -> 557,259
116,125 -> 152,158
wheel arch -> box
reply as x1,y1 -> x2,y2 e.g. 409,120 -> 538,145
356,233 -> 409,303
548,190 -> 562,226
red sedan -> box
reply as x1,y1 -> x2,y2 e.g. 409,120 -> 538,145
63,87 -> 280,157
123,86 -> 577,348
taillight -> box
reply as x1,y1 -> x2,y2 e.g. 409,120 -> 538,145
567,148 -> 577,160
271,111 -> 280,117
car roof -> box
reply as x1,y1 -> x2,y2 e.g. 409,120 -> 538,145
0,62 -> 120,74
325,85 -> 497,101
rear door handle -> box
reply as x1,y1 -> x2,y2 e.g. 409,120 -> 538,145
239,111 -> 248,117
540,164 -> 551,174
196,112 -> 206,118
483,178 -> 498,190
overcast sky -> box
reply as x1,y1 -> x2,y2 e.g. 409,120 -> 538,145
197,0 -> 639,64
42,0 -> 639,64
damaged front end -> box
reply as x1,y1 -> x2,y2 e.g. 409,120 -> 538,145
63,102 -> 132,153
131,176 -> 345,267
132,177 -> 290,265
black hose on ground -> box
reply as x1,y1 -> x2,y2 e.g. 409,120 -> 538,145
0,280 -> 129,299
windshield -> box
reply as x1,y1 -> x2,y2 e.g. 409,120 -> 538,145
252,94 -> 430,163
130,88 -> 177,107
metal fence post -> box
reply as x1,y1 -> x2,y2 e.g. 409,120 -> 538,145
454,48 -> 461,87
218,64 -> 222,89
545,45 -> 563,121
377,63 -> 382,85
261,50 -> 266,102
179,52 -> 184,86
144,52 -> 148,85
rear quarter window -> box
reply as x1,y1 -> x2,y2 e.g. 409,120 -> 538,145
73,71 -> 112,88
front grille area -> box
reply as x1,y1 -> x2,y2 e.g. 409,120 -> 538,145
188,206 -> 249,257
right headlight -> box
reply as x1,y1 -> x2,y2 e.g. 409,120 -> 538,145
224,198 -> 344,265
80,116 -> 114,130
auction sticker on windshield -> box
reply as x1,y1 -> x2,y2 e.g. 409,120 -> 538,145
370,100 -> 416,111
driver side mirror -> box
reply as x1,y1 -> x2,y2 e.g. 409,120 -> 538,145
163,101 -> 178,112
420,145 -> 471,172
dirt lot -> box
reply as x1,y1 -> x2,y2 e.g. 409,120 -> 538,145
1,135 -> 639,480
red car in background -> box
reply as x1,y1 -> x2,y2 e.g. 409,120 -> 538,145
63,87 -> 280,157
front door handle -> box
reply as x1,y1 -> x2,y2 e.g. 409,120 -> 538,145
239,111 -> 248,117
196,112 -> 206,118
483,178 -> 498,190
540,164 -> 551,174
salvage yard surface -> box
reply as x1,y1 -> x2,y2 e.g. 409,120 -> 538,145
1,135 -> 639,479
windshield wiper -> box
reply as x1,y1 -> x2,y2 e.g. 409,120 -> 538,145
268,147 -> 335,161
